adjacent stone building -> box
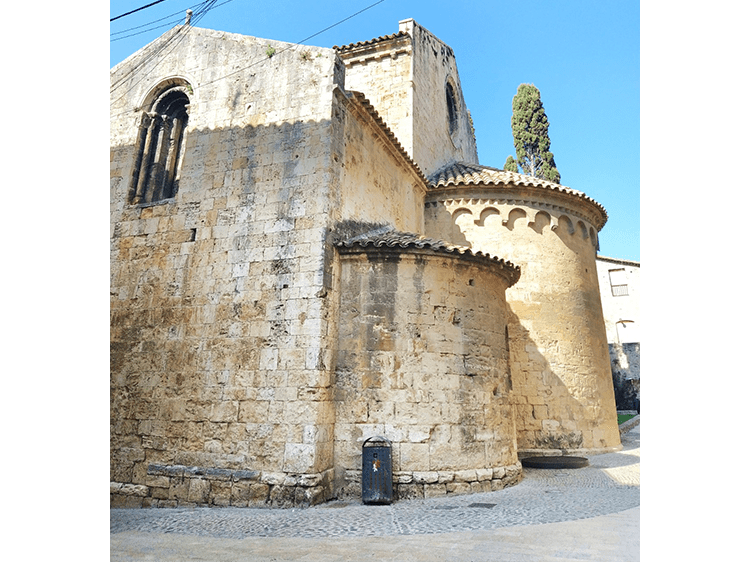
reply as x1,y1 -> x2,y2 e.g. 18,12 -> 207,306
110,18 -> 621,508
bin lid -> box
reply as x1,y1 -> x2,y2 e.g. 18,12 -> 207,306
362,436 -> 391,448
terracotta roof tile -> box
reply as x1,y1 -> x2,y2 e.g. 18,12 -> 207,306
335,226 -> 521,286
429,162 -> 580,193
333,31 -> 409,52
428,161 -> 607,225
345,91 -> 428,186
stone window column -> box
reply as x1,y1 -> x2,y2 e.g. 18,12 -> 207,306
129,87 -> 190,205
132,112 -> 160,204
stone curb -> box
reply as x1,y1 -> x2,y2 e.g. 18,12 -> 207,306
619,414 -> 640,434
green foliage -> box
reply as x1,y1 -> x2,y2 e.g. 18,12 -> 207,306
266,45 -> 276,58
510,83 -> 561,183
503,155 -> 518,173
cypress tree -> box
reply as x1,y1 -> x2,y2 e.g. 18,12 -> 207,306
510,84 -> 561,183
503,155 -> 518,173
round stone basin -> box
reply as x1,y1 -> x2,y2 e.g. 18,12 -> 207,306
520,456 -> 589,469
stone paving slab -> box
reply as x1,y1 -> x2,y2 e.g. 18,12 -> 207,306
111,426 -> 639,561
110,507 -> 639,562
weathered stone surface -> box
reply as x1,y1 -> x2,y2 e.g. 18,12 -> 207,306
455,469 -> 478,483
476,468 -> 494,482
268,484 -> 296,508
299,473 -> 323,487
424,483 -> 448,498
261,472 -> 287,486
231,482 -> 269,507
445,482 -> 471,495
232,469 -> 260,481
111,17 -> 620,508
333,247 -> 517,488
413,471 -> 439,484
118,483 -> 149,497
396,483 -> 424,501
424,164 -> 621,455
110,494 -> 145,509
187,479 -> 210,504
209,481 -> 232,506
150,486 -> 170,500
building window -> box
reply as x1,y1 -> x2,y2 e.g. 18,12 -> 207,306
446,81 -> 458,136
608,268 -> 628,296
129,86 -> 190,205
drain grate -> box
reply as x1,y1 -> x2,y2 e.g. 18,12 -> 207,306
467,502 -> 496,509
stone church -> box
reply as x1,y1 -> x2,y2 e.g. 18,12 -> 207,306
110,18 -> 620,508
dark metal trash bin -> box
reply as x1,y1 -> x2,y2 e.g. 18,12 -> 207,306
362,436 -> 393,505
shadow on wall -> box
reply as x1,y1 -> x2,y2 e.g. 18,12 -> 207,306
447,208 -> 472,247
443,203 -> 599,259
426,201 -> 612,453
110,118 -> 345,486
505,307 -> 592,454
609,342 -> 640,411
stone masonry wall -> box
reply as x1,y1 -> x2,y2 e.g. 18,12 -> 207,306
112,21 -> 622,509
334,89 -> 426,234
424,190 -> 621,455
111,28 -> 345,507
407,20 -> 478,176
333,248 -> 521,500
338,19 -> 478,179
337,33 -> 415,160
111,26 -> 444,508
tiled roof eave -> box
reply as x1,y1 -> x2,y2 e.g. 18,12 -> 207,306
427,162 -> 608,230
339,89 -> 428,189
335,231 -> 521,287
596,255 -> 640,267
333,31 -> 410,54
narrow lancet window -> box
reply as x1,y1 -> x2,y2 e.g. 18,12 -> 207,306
446,81 -> 458,136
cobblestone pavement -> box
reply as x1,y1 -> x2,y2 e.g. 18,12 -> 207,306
111,424 -> 639,561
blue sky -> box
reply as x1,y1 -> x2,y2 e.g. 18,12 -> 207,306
110,0 -> 640,262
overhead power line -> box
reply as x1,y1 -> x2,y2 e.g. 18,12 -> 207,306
111,0 -> 170,22
111,1 -> 207,39
111,0 -> 388,111
199,0 -> 387,88
110,0 -> 218,98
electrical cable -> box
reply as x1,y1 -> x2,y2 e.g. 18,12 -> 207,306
111,0 -> 170,22
111,1 -> 212,40
110,1 -> 217,99
111,0 -> 387,112
111,15 -> 186,42
198,0 -> 386,89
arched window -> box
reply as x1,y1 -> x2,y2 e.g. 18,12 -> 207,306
129,85 -> 190,204
446,80 -> 458,136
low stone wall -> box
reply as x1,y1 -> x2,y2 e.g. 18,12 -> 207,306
110,466 -> 335,508
339,462 -> 523,501
110,462 -> 524,508
618,414 -> 640,435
